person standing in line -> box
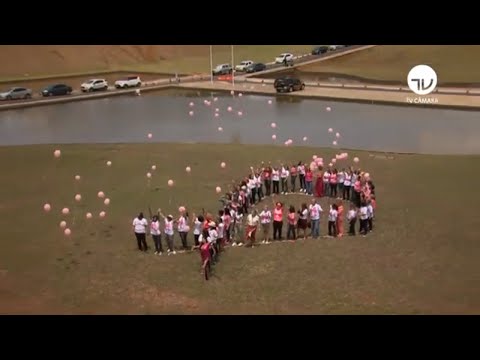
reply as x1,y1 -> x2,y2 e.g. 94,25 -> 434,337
150,215 -> 163,255
290,164 -> 298,193
286,205 -> 297,240
328,204 -> 338,237
259,204 -> 272,244
336,200 -> 345,237
353,175 -> 362,208
132,212 -> 148,252
347,204 -> 357,236
280,165 -> 289,194
272,201 -> 284,240
309,199 -> 323,239
255,171 -> 264,201
315,169 -> 324,198
221,209 -> 232,244
246,209 -> 260,247
272,167 -> 280,195
305,167 -> 314,195
177,209 -> 189,250
207,221 -> 219,262
217,217 -> 225,250
323,168 -> 331,198
159,210 -> 176,255
329,169 -> 338,198
343,170 -> 352,201
248,174 -> 257,205
297,203 -> 309,240
367,200 -> 374,232
264,166 -> 272,196
232,208 -> 244,247
298,161 -> 306,192
358,202 -> 369,236
192,214 -> 204,246
338,168 -> 345,199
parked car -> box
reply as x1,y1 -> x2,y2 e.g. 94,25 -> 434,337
235,60 -> 254,72
274,77 -> 305,93
212,64 -> 233,76
81,79 -> 108,92
328,45 -> 346,51
275,53 -> 294,64
312,46 -> 329,55
42,84 -> 72,97
115,75 -> 141,89
245,62 -> 267,73
0,87 -> 32,100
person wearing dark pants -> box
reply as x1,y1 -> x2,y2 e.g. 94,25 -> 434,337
251,187 -> 257,204
132,212 -> 148,251
255,173 -> 264,201
150,215 -> 163,254
272,167 -> 280,195
290,164 -> 297,193
286,205 -> 297,240
272,201 -> 284,240
367,201 -> 374,232
329,169 -> 338,198
298,162 -> 306,192
343,171 -> 352,200
328,204 -> 338,237
264,169 -> 271,196
280,166 -> 289,194
346,205 -> 357,236
273,180 -> 280,195
358,203 -> 369,235
338,169 -> 345,200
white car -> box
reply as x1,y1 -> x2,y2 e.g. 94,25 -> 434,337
235,60 -> 254,72
81,79 -> 109,92
115,75 -> 142,89
212,64 -> 233,76
275,53 -> 294,64
328,45 -> 346,51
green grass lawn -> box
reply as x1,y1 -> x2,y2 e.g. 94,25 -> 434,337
1,143 -> 479,314
298,45 -> 480,85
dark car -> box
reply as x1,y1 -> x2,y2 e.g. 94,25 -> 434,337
245,62 -> 267,73
274,77 -> 305,93
311,46 -> 329,55
42,84 -> 72,97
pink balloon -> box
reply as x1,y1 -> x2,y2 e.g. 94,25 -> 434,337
313,155 -> 317,160
214,113 -> 219,118
186,166 -> 191,173
74,175 -> 81,181
332,159 -> 337,164
189,111 -> 194,116
216,186 -> 222,194
213,97 -> 218,102
353,157 -> 360,163
328,128 -> 333,133
178,206 -> 186,213
99,211 -> 106,218
239,93 -> 243,97
272,134 -> 277,140
97,191 -> 105,198
62,207 -> 70,215
146,172 -> 152,178
104,198 -> 110,205
106,161 -> 112,166
271,122 -> 276,129
147,133 -> 152,139
43,203 -> 51,212
230,90 -> 235,95
218,127 -> 223,132
268,100 -> 273,105
303,136 -> 308,141
189,102 -> 194,107
215,108 -> 220,112
237,111 -> 243,116
86,212 -> 92,219
168,179 -> 174,186
64,228 -> 71,236
220,162 -> 226,168
75,194 -> 82,202
60,221 -> 67,228
326,106 -> 332,112
227,106 -> 233,112
151,165 -> 156,171
333,140 -> 338,146
336,132 -> 341,138
53,149 -> 61,158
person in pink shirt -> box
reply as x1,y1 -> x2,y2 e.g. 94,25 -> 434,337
290,164 -> 298,193
329,169 -> 338,198
286,205 -> 297,240
272,201 -> 284,240
305,168 -> 314,195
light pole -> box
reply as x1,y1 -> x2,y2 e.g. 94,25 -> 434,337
210,45 -> 213,84
231,45 -> 235,87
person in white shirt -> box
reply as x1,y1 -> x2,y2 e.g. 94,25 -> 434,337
247,175 -> 257,205
323,170 -> 331,199
208,221 -> 219,258
297,162 -> 306,192
271,167 -> 280,195
280,165 -> 289,194
246,209 -> 260,247
297,203 -> 309,240
343,170 -> 352,201
192,214 -> 204,246
338,169 -> 345,199
308,199 -> 323,239
232,209 -> 244,247
150,215 -> 163,255
132,212 -> 148,252
367,201 -> 374,232
176,210 -> 189,250
328,204 -> 338,237
255,172 -> 264,201
259,205 -> 272,244
358,202 -> 369,236
217,218 -> 225,249
159,211 -> 176,254
346,204 -> 357,236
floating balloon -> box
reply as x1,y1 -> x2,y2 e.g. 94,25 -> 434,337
271,122 -> 277,129
215,108 -> 220,112
237,111 -> 243,116
86,212 -> 92,219
151,165 -> 156,171
213,97 -> 218,102
220,162 -> 226,168
60,221 -> 67,228
104,198 -> 110,205
168,179 -> 174,186
328,128 -> 333,133
106,161 -> 112,167
268,100 -> 273,105
239,93 -> 243,97
214,113 -> 219,118
179,206 -> 186,213
326,106 -> 332,112
216,186 -> 222,194
333,140 -> 338,146
218,127 -> 223,132
62,207 -> 70,215
74,175 -> 81,181
97,191 -> 105,198
146,172 -> 152,178
189,111 -> 194,116
203,99 -> 208,105
353,157 -> 360,163
99,211 -> 106,218
64,228 -> 71,236
303,136 -> 308,141
230,90 -> 234,95
147,133 -> 152,139
75,194 -> 82,202
189,102 -> 194,107
186,166 -> 191,173
54,149 -> 61,158
43,203 -> 51,212
272,134 -> 277,140
227,106 -> 233,112
336,132 -> 341,138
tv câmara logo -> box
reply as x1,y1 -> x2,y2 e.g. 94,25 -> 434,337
407,65 -> 438,95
